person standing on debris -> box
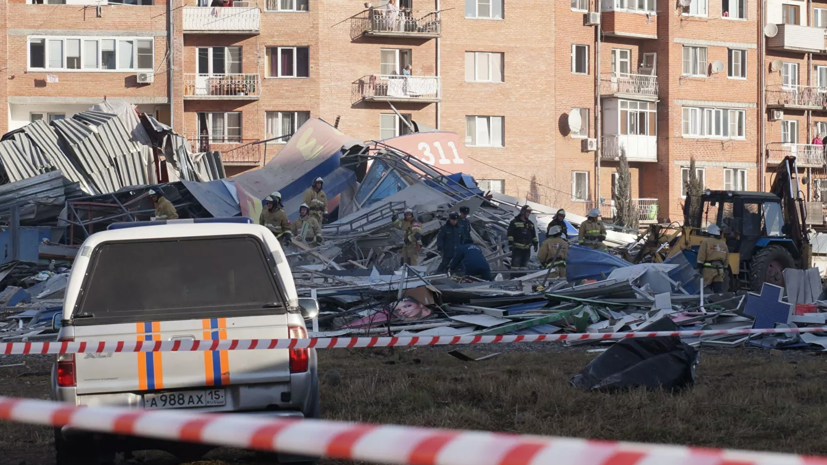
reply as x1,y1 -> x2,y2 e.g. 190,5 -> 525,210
697,224 -> 729,293
458,206 -> 473,245
303,177 -> 328,224
507,205 -> 538,270
547,209 -> 569,241
259,191 -> 292,245
436,212 -> 463,272
148,188 -> 179,220
393,208 -> 423,266
579,208 -> 607,251
538,225 -> 568,277
292,203 -> 323,247
448,243 -> 492,281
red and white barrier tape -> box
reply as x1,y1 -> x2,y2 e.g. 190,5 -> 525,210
2,326 -> 824,355
2,395 -> 826,465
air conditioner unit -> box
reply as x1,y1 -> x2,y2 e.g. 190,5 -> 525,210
770,110 -> 784,121
137,72 -> 154,84
584,12 -> 601,26
582,138 -> 597,152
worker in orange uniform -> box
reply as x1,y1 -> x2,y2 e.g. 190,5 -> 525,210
697,224 -> 729,293
393,208 -> 423,266
303,177 -> 328,224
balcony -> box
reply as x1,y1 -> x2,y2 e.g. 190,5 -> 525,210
767,24 -> 826,53
183,4 -> 260,34
354,75 -> 440,103
600,0 -> 657,39
766,143 -> 826,168
183,74 -> 260,100
766,85 -> 827,110
602,134 -> 657,162
600,73 -> 658,100
586,198 -> 659,223
192,138 -> 262,166
351,10 -> 441,39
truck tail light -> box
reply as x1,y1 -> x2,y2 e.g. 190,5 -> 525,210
288,326 -> 309,373
57,354 -> 76,387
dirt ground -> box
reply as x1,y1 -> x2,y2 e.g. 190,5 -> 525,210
3,344 -> 827,465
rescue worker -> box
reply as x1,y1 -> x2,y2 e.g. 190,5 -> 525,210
546,209 -> 569,241
392,208 -> 423,266
458,206 -> 473,244
292,203 -> 323,246
634,225 -> 665,264
303,177 -> 328,223
436,212 -> 463,272
697,224 -> 729,293
259,192 -> 292,245
507,205 -> 538,270
448,243 -> 492,281
148,188 -> 178,220
538,225 -> 568,277
579,208 -> 607,251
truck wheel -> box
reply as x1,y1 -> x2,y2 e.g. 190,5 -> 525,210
54,429 -> 98,465
749,245 -> 795,292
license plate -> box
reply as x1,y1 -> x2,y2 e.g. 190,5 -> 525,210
144,389 -> 225,410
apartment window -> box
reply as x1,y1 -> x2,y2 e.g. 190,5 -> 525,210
30,113 -> 65,123
724,168 -> 747,191
266,47 -> 309,78
477,179 -> 504,194
465,52 -> 504,82
198,47 -> 242,75
728,49 -> 746,79
620,100 -> 656,136
641,53 -> 657,74
265,111 -> 310,143
782,120 -> 799,144
682,46 -> 707,76
571,0 -> 588,11
265,0 -> 308,11
816,66 -> 827,90
611,48 -> 631,75
30,0 -> 154,3
722,0 -> 745,19
109,0 -> 154,3
681,167 -> 706,197
682,107 -> 745,139
28,36 -> 153,71
380,49 -> 412,76
782,62 -> 799,88
197,112 -> 242,144
572,172 -> 589,202
571,108 -> 589,138
572,45 -> 589,75
815,8 -> 827,27
682,0 -> 707,16
380,113 -> 413,140
815,121 -> 827,139
606,0 -> 656,13
466,116 -> 504,147
782,4 -> 800,25
465,0 -> 503,19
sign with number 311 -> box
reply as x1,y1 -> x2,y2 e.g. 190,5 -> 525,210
381,132 -> 466,168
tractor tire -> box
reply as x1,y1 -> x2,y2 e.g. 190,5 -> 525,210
749,245 -> 795,292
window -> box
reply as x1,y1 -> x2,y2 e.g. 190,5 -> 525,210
198,47 -> 242,75
683,0 -> 707,16
782,120 -> 799,144
108,0 -> 154,4
572,45 -> 589,75
620,100 -> 657,136
611,48 -> 631,76
571,108 -> 590,138
681,167 -> 706,197
815,8 -> 827,27
30,113 -> 65,123
380,113 -> 413,140
682,107 -> 745,139
571,0 -> 588,11
817,66 -> 827,90
28,36 -> 153,71
465,52 -> 504,82
380,49 -> 412,76
265,111 -> 310,143
641,53 -> 657,75
724,168 -> 747,191
265,0 -> 308,11
466,116 -> 504,147
465,0 -> 503,19
782,4 -> 800,25
782,62 -> 798,88
604,0 -> 656,13
477,179 -> 504,194
572,172 -> 589,201
815,121 -> 827,139
682,46 -> 707,76
198,112 -> 242,144
728,49 -> 746,79
722,0 -> 745,19
266,47 -> 309,78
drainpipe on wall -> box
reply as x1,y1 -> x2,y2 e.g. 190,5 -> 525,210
168,0 -> 174,130
759,0 -> 766,191
435,0 -> 440,130
594,0 -> 602,208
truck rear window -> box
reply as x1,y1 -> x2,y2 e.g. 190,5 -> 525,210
74,236 -> 285,325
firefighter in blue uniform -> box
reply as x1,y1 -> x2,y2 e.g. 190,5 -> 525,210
448,243 -> 492,281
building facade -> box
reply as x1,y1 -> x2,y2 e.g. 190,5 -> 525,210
1,0 -> 825,223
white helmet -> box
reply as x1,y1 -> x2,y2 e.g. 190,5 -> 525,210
313,177 -> 324,185
300,203 -> 310,213
587,208 -> 600,218
404,208 -> 414,215
548,225 -> 562,236
271,191 -> 282,201
707,224 -> 722,236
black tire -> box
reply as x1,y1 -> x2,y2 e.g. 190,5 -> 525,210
749,245 -> 796,292
54,428 -> 99,465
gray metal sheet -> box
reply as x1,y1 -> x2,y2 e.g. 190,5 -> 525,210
181,179 -> 240,218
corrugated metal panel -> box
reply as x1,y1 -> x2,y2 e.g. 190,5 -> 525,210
19,121 -> 91,193
0,140 -> 40,183
52,118 -> 114,184
115,151 -> 149,187
0,170 -> 82,222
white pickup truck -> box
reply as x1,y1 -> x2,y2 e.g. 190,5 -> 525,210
50,219 -> 320,465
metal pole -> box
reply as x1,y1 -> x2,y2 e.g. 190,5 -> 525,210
168,0 -> 175,130
9,204 -> 20,262
435,0 -> 441,130
759,0 -> 766,191
311,288 -> 319,333
594,0 -> 602,209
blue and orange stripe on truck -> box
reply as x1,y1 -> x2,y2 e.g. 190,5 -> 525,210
136,322 -> 164,390
202,318 -> 231,386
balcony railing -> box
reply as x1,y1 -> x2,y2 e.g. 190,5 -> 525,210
600,0 -> 657,14
183,74 -> 260,99
355,75 -> 441,103
600,73 -> 658,98
183,6 -> 260,34
767,23 -> 826,53
191,138 -> 262,165
766,85 -> 827,109
766,143 -> 826,167
351,9 -> 441,38
584,198 -> 659,223
601,135 -> 657,162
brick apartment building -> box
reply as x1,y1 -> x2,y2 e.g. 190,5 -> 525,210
1,0 -> 826,223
